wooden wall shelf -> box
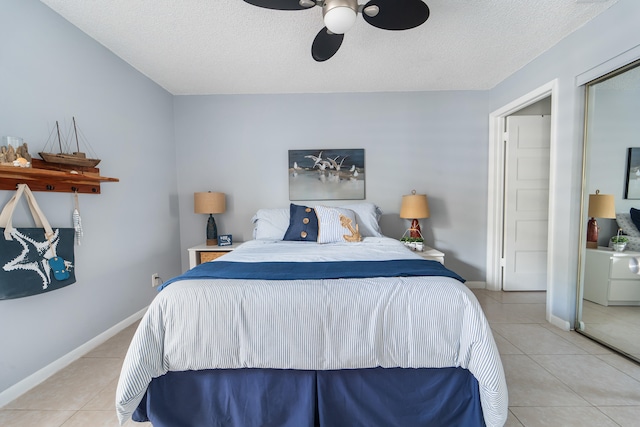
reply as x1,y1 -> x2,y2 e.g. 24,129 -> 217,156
0,159 -> 118,194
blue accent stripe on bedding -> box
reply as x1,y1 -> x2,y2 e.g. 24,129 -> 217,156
158,259 -> 465,291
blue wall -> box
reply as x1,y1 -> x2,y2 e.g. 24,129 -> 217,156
0,1 -> 181,395
173,91 -> 490,279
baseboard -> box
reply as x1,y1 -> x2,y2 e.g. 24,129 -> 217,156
465,281 -> 486,289
0,306 -> 147,408
547,312 -> 571,331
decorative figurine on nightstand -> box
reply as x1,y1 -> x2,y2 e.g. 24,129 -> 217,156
218,234 -> 232,246
611,228 -> 628,252
400,233 -> 424,251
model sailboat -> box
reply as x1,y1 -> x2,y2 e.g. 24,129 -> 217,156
39,117 -> 101,168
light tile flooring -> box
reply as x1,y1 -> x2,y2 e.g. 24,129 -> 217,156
0,322 -> 149,427
474,289 -> 640,427
1,290 -> 640,426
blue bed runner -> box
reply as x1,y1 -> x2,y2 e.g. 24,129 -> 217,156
159,259 -> 465,291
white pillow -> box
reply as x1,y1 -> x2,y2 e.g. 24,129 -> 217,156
315,206 -> 361,243
616,213 -> 640,237
251,208 -> 289,240
340,203 -> 384,237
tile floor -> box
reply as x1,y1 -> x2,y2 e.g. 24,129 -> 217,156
0,321 -> 148,427
474,289 -> 640,427
1,290 -> 640,426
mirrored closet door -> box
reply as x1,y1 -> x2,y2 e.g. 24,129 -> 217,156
577,59 -> 640,362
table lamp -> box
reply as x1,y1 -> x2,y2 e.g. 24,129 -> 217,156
194,191 -> 226,246
400,190 -> 430,238
586,190 -> 615,249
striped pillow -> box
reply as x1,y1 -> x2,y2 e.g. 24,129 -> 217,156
315,206 -> 361,243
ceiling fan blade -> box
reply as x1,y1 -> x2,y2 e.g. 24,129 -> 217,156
362,0 -> 429,30
243,0 -> 314,11
312,28 -> 344,62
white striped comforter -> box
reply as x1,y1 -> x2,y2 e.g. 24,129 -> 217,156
116,238 -> 507,426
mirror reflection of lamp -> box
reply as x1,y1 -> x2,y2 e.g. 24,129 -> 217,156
586,190 -> 615,249
194,191 -> 226,246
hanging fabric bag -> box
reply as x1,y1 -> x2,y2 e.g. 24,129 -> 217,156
0,184 -> 76,300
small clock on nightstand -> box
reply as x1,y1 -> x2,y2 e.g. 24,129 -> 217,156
218,234 -> 233,246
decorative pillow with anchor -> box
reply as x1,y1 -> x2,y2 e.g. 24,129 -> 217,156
315,205 -> 361,244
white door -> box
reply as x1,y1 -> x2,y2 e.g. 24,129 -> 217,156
503,115 -> 550,291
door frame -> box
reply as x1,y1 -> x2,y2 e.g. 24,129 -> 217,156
486,80 -> 559,304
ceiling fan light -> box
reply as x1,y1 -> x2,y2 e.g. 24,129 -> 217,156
324,6 -> 357,34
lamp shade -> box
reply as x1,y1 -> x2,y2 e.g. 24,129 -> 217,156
400,192 -> 430,219
194,192 -> 226,214
587,190 -> 615,219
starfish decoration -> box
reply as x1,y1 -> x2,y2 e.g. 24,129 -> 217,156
2,229 -> 61,289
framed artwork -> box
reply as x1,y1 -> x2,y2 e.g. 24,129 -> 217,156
625,148 -> 640,199
288,149 -> 365,201
218,234 -> 232,246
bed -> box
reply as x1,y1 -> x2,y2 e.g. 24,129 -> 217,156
116,204 -> 507,426
615,211 -> 640,251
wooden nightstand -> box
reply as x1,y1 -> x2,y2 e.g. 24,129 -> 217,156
413,245 -> 445,264
187,242 -> 243,269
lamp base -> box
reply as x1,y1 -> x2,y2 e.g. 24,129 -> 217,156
206,214 -> 218,246
410,219 -> 421,238
586,217 -> 598,249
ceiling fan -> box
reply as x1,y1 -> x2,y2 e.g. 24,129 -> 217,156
243,0 -> 430,62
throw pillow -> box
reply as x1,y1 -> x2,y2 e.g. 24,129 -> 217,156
629,208 -> 640,236
283,204 -> 319,241
315,205 -> 361,243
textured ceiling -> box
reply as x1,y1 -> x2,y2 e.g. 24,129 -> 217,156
39,0 -> 618,95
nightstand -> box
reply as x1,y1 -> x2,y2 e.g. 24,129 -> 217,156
583,247 -> 640,306
413,245 -> 445,264
187,242 -> 243,269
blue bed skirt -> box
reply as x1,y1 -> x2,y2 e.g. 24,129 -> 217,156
132,367 -> 485,427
